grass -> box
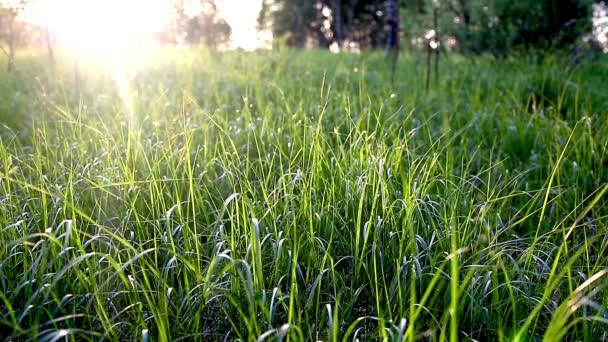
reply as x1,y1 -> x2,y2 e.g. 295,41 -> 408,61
0,48 -> 607,341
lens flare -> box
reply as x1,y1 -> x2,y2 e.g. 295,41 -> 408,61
28,0 -> 170,53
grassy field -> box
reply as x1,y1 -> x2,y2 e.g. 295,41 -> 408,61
0,49 -> 607,341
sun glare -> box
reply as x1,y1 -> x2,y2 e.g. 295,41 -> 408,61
23,0 -> 266,121
28,0 -> 170,56
26,0 -> 266,55
26,1 -> 172,118
216,0 -> 265,50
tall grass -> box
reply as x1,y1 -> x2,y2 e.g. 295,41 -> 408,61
0,49 -> 607,341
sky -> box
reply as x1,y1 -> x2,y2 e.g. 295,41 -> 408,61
216,0 -> 264,50
22,0 -> 265,50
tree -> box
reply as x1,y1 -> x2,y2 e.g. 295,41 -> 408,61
332,0 -> 343,48
339,0 -> 388,48
0,0 -> 30,71
168,0 -> 231,48
43,25 -> 54,68
185,2 -> 231,48
259,0 -> 319,47
496,0 -> 592,52
385,0 -> 399,55
258,0 -> 390,49
385,0 -> 399,83
444,0 -> 592,55
261,0 -> 593,55
0,1 -> 19,71
399,0 -> 593,57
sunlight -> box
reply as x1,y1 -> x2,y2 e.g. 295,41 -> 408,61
26,0 -> 171,119
26,0 -> 267,53
27,0 -> 170,55
216,0 -> 266,50
22,0 -> 266,121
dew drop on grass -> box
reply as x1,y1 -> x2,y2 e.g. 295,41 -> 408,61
128,274 -> 135,287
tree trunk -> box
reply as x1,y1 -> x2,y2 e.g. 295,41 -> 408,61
385,0 -> 399,83
434,7 -> 439,86
332,0 -> 343,49
7,11 -> 15,72
294,10 -> 306,47
347,3 -> 354,43
44,26 -> 55,68
385,0 -> 399,55
456,0 -> 472,52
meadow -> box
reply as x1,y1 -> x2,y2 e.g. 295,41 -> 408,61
0,49 -> 607,341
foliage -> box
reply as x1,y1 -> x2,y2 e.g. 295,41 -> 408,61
0,49 -> 607,341
259,0 -> 320,47
406,0 -> 594,56
177,1 -> 231,48
0,0 -> 28,69
493,0 -> 592,53
1,0 -> 232,50
259,0 -> 390,49
261,0 -> 595,55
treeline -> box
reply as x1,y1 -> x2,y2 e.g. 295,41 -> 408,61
0,0 -> 232,71
260,0 -> 605,56
160,0 -> 231,48
0,0 -> 606,65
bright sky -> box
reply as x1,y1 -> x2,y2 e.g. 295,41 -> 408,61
216,0 -> 263,50
24,0 -> 264,51
19,0 -> 265,119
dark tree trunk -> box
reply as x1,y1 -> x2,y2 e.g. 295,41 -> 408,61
347,3 -> 354,42
385,0 -> 399,55
457,0 -> 471,52
385,0 -> 399,83
294,10 -> 306,47
434,7 -> 439,86
426,7 -> 440,92
346,0 -> 360,45
332,0 -> 343,49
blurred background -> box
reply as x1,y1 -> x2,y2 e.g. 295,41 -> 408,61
0,0 -> 607,64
